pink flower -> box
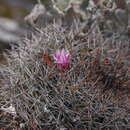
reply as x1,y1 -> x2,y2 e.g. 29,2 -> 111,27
52,49 -> 71,68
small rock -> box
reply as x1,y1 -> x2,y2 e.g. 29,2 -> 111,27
0,17 -> 24,52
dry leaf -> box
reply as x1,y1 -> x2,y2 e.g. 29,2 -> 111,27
43,53 -> 53,66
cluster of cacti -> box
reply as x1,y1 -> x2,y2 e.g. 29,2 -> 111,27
0,21 -> 130,129
47,0 -> 130,37
90,0 -> 130,35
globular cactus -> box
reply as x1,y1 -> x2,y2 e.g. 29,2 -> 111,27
0,22 -> 130,129
0,1 -> 130,129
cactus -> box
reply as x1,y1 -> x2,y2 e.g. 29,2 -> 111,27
0,22 -> 130,129
91,0 -> 130,35
0,0 -> 130,129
